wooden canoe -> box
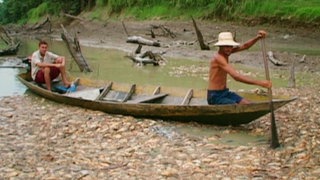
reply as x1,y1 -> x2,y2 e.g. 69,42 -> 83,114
17,72 -> 296,126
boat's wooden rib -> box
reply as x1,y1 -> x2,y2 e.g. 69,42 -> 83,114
102,84 -> 136,102
152,86 -> 161,95
181,89 -> 193,105
95,82 -> 113,101
122,84 -> 136,102
17,72 -> 297,126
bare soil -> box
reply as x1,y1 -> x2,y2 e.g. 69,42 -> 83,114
60,19 -> 320,72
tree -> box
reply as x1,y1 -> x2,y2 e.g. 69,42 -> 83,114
0,0 -> 85,24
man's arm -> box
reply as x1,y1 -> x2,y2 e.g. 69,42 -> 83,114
33,53 -> 65,68
54,56 -> 66,66
36,62 -> 62,68
217,56 -> 271,88
232,30 -> 267,53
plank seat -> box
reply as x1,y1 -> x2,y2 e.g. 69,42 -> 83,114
127,93 -> 168,104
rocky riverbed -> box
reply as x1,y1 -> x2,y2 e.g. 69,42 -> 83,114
0,85 -> 319,179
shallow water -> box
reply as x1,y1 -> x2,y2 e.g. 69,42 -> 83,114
17,39 -> 209,88
178,122 -> 267,146
0,61 -> 27,97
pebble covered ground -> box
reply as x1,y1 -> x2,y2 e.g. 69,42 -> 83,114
0,85 -> 319,179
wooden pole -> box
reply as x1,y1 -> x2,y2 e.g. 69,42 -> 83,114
261,38 -> 280,149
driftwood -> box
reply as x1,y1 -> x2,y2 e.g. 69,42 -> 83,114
0,26 -> 13,45
0,42 -> 20,56
126,45 -> 166,66
127,36 -> 160,47
267,51 -> 287,66
299,54 -> 306,63
61,24 -> 92,72
191,17 -> 210,50
63,13 -> 86,22
148,25 -> 176,38
29,17 -> 52,33
0,26 -> 20,56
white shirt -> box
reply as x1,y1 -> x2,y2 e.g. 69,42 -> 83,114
31,50 -> 59,80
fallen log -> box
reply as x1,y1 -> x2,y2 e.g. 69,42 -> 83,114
61,24 -> 92,72
0,42 -> 20,56
267,51 -> 287,66
0,26 -> 20,56
149,25 -> 176,38
126,45 -> 166,66
127,36 -> 160,47
29,17 -> 52,33
63,13 -> 86,22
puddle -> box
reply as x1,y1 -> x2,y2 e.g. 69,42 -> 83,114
175,123 -> 267,146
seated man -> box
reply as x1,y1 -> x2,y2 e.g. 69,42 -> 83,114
31,40 -> 73,91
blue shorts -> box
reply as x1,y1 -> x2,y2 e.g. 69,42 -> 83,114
207,88 -> 243,105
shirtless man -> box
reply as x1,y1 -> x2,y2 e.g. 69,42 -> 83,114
31,40 -> 71,91
207,31 -> 272,105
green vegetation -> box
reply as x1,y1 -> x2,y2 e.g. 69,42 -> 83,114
0,0 -> 319,26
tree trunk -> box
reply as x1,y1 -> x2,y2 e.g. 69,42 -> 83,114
61,24 -> 92,72
191,17 -> 210,50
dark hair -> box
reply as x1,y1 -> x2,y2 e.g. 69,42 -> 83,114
38,40 -> 48,47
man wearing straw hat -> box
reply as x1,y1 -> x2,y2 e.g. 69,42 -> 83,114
207,30 -> 272,105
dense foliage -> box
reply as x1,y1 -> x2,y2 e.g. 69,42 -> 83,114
0,0 -> 319,25
0,0 -> 94,24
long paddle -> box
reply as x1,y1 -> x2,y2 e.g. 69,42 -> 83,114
261,38 -> 280,148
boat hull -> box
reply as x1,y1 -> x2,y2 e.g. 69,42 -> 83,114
17,73 -> 296,126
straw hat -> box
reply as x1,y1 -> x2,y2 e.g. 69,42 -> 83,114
214,32 -> 239,46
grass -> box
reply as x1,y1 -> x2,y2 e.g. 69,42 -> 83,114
90,0 -> 320,25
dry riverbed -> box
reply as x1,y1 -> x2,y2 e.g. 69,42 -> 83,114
0,86 -> 319,179
1,20 -> 320,179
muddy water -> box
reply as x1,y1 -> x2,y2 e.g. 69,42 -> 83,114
17,39 -> 209,88
17,39 -> 293,90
